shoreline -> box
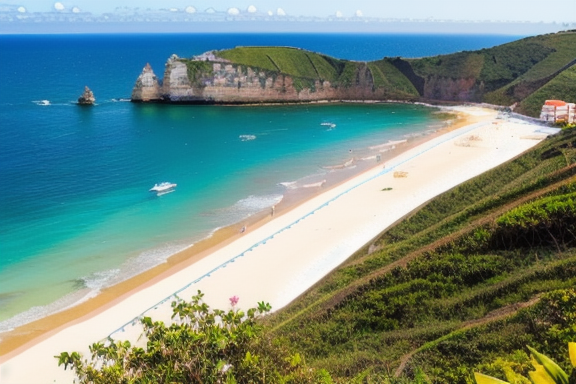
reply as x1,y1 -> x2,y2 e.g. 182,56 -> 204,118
0,104 -> 463,354
0,108 -> 479,358
0,120 -> 454,356
0,106 -> 555,384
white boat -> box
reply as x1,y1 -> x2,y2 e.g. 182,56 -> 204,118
149,182 -> 177,193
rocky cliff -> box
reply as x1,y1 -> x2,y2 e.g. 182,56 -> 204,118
131,49 -> 419,104
131,63 -> 161,101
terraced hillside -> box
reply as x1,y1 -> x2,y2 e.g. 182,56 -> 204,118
266,128 -> 576,383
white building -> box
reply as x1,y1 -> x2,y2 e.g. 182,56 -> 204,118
540,100 -> 576,123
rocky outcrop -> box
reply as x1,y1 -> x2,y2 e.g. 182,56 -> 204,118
161,55 -> 196,102
77,86 -> 95,105
131,63 -> 161,102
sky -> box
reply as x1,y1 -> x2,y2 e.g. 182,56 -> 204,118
3,0 -> 575,23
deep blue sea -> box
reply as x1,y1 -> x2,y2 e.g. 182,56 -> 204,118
0,33 -> 523,331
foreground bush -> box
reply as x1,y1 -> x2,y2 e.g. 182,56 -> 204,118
57,291 -> 333,384
475,342 -> 576,384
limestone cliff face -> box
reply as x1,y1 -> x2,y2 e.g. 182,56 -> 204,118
131,63 -> 161,102
422,77 -> 482,102
132,55 -> 394,104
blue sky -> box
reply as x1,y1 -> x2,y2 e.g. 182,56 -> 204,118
3,0 -> 575,22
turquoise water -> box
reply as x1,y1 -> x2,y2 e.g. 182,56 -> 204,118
0,33 -> 520,330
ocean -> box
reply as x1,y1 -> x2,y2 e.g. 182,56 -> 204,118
0,33 -> 522,332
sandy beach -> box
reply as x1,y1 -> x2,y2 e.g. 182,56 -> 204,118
0,106 -> 557,383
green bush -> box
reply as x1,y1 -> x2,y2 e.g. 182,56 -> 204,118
57,291 -> 332,384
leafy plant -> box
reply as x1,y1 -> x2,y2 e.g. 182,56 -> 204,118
474,342 -> 576,384
57,291 -> 332,383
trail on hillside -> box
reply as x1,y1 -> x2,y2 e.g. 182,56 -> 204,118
393,295 -> 542,377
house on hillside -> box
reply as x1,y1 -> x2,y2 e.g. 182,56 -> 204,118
540,100 -> 576,123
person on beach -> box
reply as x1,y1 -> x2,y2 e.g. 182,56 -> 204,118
271,205 -> 275,216
241,225 -> 246,233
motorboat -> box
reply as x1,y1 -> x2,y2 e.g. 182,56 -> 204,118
149,182 -> 177,193
320,122 -> 336,129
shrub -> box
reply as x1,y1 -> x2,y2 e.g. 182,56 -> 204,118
57,291 -> 332,384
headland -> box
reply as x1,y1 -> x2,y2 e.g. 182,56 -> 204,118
130,31 -> 576,119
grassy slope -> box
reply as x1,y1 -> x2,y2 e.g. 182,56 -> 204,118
517,64 -> 576,117
482,32 -> 576,109
393,32 -> 576,106
266,129 -> 576,383
368,61 -> 420,98
217,47 -> 343,81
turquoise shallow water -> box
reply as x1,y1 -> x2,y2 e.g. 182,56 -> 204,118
0,33 -> 520,330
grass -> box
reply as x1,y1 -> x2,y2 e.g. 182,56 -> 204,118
517,64 -> 576,117
483,32 -> 576,107
217,47 -> 343,81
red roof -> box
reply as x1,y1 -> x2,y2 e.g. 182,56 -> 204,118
545,100 -> 567,107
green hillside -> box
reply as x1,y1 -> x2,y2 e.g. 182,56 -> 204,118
217,47 -> 346,83
266,128 -> 576,383
394,31 -> 576,107
484,32 -> 576,107
517,64 -> 576,117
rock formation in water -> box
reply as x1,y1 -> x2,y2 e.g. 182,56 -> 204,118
131,63 -> 162,102
77,86 -> 95,105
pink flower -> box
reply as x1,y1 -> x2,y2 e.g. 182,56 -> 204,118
229,295 -> 239,307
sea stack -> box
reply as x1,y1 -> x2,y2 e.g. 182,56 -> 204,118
77,86 -> 95,105
131,63 -> 162,102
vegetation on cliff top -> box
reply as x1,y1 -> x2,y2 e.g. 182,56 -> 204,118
217,47 -> 344,83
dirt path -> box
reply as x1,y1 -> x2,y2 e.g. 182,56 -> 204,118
393,295 -> 541,377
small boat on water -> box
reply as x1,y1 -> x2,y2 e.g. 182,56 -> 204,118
149,182 -> 177,194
